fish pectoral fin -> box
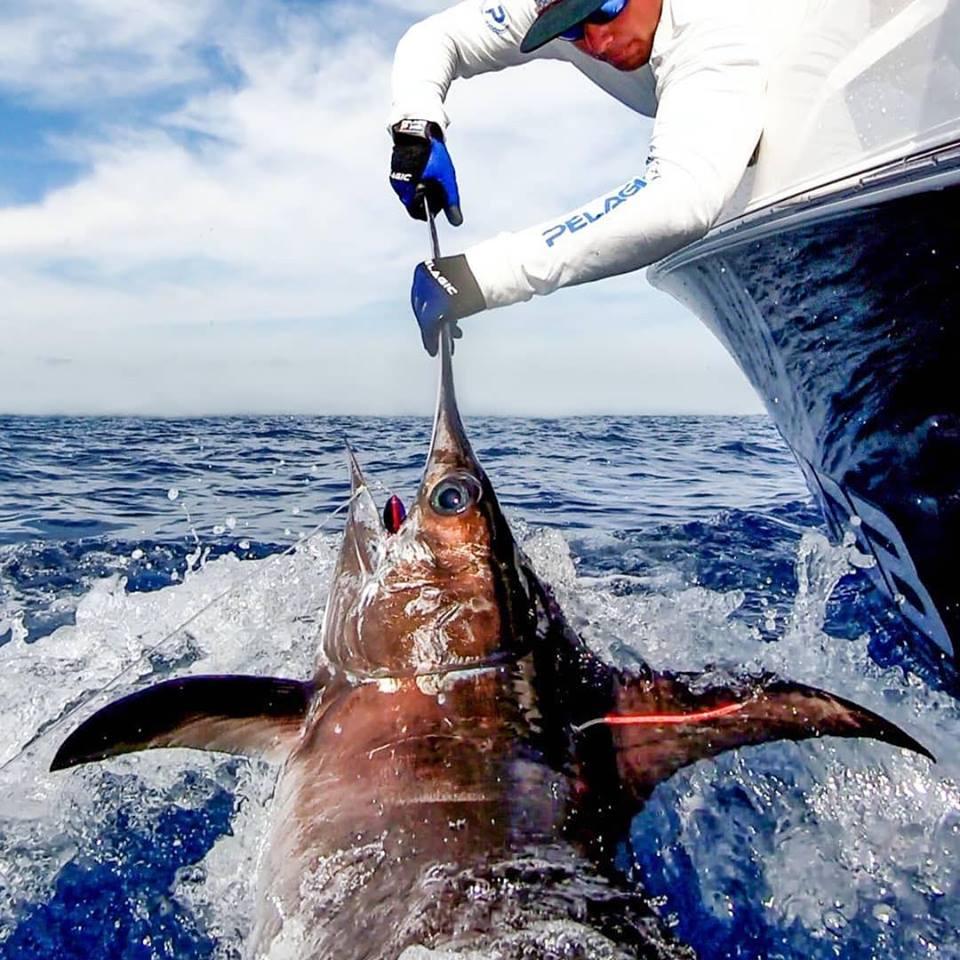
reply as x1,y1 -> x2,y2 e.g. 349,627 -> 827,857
580,670 -> 932,801
50,674 -> 318,771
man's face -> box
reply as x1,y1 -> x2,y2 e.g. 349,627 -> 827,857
573,0 -> 661,71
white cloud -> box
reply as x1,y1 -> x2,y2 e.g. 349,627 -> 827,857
0,0 -> 222,105
0,0 -> 762,416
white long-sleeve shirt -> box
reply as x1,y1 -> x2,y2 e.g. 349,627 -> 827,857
391,0 -> 803,310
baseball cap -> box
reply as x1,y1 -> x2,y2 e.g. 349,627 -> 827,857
520,0 -> 617,52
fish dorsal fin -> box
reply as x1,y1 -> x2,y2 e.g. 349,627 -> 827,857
318,447 -> 387,664
577,670 -> 932,802
339,443 -> 384,579
345,441 -> 366,496
50,674 -> 318,771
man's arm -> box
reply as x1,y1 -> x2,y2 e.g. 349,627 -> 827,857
462,8 -> 766,307
389,0 -> 540,133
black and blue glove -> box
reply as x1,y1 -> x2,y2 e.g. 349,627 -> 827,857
411,255 -> 485,356
390,119 -> 463,226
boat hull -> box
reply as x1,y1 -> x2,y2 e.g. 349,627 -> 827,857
650,154 -> 960,659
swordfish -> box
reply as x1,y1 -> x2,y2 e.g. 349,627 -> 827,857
52,328 -> 930,959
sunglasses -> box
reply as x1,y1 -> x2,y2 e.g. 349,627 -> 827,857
559,0 -> 628,41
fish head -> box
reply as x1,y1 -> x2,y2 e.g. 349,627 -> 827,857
321,327 -> 536,679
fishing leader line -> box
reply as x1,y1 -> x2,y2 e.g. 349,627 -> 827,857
0,492 -> 360,775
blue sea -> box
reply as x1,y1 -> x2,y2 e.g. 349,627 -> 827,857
1,414 -> 957,959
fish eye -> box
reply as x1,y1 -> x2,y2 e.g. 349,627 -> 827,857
429,474 -> 482,516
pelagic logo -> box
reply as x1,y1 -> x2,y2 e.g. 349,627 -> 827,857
483,4 -> 509,34
426,260 -> 458,295
542,176 -> 646,247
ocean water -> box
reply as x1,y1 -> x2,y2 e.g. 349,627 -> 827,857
0,414 -> 957,959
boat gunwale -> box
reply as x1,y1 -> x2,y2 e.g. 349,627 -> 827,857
650,139 -> 960,281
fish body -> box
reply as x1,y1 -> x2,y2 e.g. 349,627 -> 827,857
254,668 -> 664,959
52,328 -> 930,959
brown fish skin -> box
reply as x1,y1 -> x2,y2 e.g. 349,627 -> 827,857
253,663 -> 684,959
51,326 -> 931,959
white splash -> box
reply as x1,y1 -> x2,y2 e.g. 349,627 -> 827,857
0,537 -> 336,944
620,529 -> 960,957
397,919 -> 629,959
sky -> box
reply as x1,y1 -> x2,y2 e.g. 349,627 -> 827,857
0,0 -> 764,417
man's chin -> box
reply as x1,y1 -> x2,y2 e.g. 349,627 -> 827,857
609,55 -> 645,71
603,47 -> 647,71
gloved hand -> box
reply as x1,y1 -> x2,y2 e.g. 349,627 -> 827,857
411,255 -> 485,356
390,119 -> 463,226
